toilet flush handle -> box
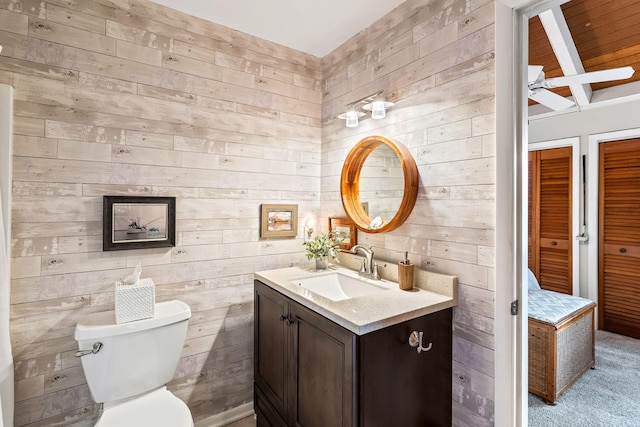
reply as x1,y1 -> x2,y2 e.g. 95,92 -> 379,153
75,342 -> 103,357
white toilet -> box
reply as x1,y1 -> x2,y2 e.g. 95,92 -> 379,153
74,300 -> 194,427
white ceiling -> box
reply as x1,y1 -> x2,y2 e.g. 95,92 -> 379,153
149,0 -> 407,57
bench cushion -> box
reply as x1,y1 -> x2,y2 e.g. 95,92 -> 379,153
528,290 -> 594,325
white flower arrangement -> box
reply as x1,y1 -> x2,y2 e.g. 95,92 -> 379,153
302,231 -> 343,261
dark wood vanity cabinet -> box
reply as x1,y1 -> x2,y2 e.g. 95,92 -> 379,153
254,280 -> 356,426
254,279 -> 452,427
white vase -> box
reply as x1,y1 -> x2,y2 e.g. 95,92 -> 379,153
315,256 -> 328,270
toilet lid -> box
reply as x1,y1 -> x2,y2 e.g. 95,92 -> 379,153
96,388 -> 193,427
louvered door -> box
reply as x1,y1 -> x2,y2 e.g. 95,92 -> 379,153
528,152 -> 540,275
528,147 -> 573,294
599,138 -> 640,338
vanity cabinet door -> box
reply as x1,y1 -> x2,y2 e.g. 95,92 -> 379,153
288,302 -> 357,427
359,308 -> 452,427
254,281 -> 290,425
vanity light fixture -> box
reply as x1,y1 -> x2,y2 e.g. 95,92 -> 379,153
338,91 -> 394,127
338,105 -> 365,128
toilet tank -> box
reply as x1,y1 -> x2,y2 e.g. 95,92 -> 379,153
74,300 -> 191,404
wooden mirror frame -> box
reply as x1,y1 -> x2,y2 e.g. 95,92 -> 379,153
340,136 -> 419,233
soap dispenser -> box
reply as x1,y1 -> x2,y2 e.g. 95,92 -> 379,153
398,252 -> 414,291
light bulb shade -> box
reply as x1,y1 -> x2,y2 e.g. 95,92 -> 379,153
338,108 -> 365,128
345,110 -> 359,127
362,95 -> 394,120
370,101 -> 386,119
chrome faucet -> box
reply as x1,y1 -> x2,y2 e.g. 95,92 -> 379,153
349,244 -> 374,276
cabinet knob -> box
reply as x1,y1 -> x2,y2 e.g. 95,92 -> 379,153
550,241 -> 557,246
408,331 -> 432,354
279,315 -> 293,326
619,247 -> 627,253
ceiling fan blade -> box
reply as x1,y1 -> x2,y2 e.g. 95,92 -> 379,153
528,65 -> 544,84
529,88 -> 575,111
544,66 -> 635,88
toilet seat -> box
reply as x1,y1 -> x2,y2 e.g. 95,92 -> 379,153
95,387 -> 193,427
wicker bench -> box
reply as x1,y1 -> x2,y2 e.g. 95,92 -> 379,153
528,289 -> 596,405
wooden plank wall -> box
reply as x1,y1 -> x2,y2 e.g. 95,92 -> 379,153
1,0 -> 498,425
0,0 -> 322,425
320,0 -> 497,425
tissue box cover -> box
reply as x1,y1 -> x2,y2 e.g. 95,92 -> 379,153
115,278 -> 155,323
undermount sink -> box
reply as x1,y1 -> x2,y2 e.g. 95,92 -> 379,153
294,271 -> 388,301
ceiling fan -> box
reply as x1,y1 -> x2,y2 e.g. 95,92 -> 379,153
527,65 -> 635,111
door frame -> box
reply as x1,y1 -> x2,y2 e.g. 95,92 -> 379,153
495,1 -> 568,425
587,128 -> 640,323
528,138 -> 581,296
494,3 -> 525,425
0,83 -> 14,427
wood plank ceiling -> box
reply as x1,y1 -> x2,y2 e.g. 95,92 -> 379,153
528,0 -> 640,108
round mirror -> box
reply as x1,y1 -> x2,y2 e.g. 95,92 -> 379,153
340,136 -> 419,233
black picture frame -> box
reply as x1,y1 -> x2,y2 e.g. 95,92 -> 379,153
103,196 -> 176,251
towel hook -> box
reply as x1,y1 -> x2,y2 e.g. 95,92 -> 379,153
408,331 -> 432,354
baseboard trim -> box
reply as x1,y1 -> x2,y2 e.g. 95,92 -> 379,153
194,402 -> 255,427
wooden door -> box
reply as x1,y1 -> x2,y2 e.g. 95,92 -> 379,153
528,147 -> 573,294
599,138 -> 640,338
289,302 -> 356,427
529,151 -> 540,275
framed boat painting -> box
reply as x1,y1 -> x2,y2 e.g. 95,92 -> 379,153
103,196 -> 176,251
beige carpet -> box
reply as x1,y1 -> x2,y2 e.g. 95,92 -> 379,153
528,330 -> 640,427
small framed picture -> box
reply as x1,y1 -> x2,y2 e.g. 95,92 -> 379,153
103,196 -> 176,251
260,204 -> 298,238
328,217 -> 357,250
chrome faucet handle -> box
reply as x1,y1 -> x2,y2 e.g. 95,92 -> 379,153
372,262 -> 386,280
355,257 -> 367,274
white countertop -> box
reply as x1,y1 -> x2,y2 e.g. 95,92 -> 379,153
255,264 -> 457,335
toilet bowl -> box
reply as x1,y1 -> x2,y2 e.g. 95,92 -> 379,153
74,300 -> 193,427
